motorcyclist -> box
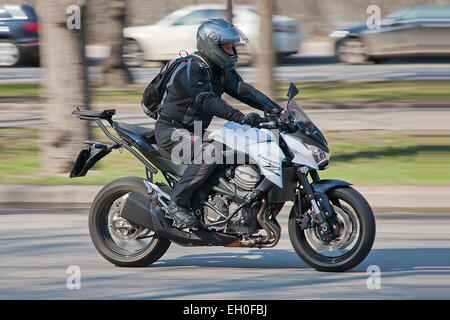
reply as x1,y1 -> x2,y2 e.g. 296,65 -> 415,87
155,18 -> 280,228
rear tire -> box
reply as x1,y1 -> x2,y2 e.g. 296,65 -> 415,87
289,187 -> 375,272
89,176 -> 170,267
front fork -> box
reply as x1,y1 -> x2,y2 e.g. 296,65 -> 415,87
296,166 -> 337,238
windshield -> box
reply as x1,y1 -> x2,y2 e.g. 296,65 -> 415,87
209,26 -> 249,44
288,99 -> 328,146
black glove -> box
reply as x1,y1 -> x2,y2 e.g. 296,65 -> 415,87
241,112 -> 264,127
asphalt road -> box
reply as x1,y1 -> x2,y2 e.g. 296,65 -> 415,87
2,58 -> 450,83
0,206 -> 449,300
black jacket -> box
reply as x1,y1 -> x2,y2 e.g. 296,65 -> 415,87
158,52 -> 277,130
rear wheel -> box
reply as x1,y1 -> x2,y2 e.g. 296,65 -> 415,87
89,176 -> 170,267
289,187 -> 375,272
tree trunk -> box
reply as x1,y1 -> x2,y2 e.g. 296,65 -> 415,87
225,0 -> 233,23
100,0 -> 132,88
37,0 -> 91,174
257,0 -> 275,100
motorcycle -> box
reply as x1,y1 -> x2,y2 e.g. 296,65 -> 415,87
70,82 -> 375,272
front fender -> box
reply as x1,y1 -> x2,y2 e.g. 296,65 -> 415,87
311,179 -> 352,219
312,179 -> 352,194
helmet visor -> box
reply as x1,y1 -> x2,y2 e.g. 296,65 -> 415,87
208,26 -> 249,45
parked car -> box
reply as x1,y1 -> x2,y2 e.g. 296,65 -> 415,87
0,4 -> 39,67
329,5 -> 450,64
122,4 -> 301,67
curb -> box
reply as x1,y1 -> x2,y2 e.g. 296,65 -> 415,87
0,184 -> 449,216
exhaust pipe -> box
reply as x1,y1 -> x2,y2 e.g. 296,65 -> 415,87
121,180 -> 280,248
120,189 -> 238,247
120,191 -> 155,229
226,200 -> 281,248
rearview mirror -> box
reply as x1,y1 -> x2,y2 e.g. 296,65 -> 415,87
287,82 -> 299,98
287,82 -> 299,105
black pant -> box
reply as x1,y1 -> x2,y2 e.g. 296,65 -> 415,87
155,120 -> 217,208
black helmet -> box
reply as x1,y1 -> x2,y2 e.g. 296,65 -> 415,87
196,18 -> 248,70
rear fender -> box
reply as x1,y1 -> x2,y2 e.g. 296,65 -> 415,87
69,141 -> 116,178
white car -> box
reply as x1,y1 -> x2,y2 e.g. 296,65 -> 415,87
122,4 -> 301,67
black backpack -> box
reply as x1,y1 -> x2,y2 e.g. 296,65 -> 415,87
141,54 -> 211,119
140,57 -> 187,119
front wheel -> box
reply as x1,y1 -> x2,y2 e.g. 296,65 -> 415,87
89,176 -> 171,267
289,187 -> 375,272
336,38 -> 368,64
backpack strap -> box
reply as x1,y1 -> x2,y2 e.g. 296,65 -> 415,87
190,53 -> 212,81
158,54 -> 213,117
159,58 -> 189,110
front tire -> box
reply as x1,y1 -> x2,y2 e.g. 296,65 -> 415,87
289,187 -> 375,272
89,176 -> 170,267
336,38 -> 368,64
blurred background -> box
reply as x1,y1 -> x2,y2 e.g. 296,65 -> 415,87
0,0 -> 449,194
1,0 -> 450,301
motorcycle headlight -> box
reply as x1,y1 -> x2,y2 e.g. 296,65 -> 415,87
305,144 -> 330,166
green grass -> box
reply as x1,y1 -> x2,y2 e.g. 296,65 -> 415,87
2,80 -> 450,103
0,83 -> 41,102
0,128 -> 167,185
320,130 -> 450,184
276,81 -> 450,100
1,128 -> 449,185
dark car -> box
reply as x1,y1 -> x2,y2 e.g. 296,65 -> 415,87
0,4 -> 39,67
329,5 -> 450,64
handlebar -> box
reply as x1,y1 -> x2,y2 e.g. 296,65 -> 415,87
257,108 -> 296,132
258,121 -> 277,129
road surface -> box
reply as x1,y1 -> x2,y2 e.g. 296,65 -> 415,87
0,206 -> 449,299
2,59 -> 450,83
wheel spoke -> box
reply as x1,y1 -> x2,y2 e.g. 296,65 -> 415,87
302,199 -> 360,259
103,193 -> 155,256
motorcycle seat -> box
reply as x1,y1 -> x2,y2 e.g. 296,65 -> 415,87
112,121 -> 187,176
151,144 -> 172,160
114,121 -> 153,137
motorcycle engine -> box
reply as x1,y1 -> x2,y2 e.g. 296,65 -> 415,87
203,165 -> 262,235
234,165 -> 261,191
203,194 -> 260,235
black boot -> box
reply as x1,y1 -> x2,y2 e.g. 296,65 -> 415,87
167,201 -> 199,228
